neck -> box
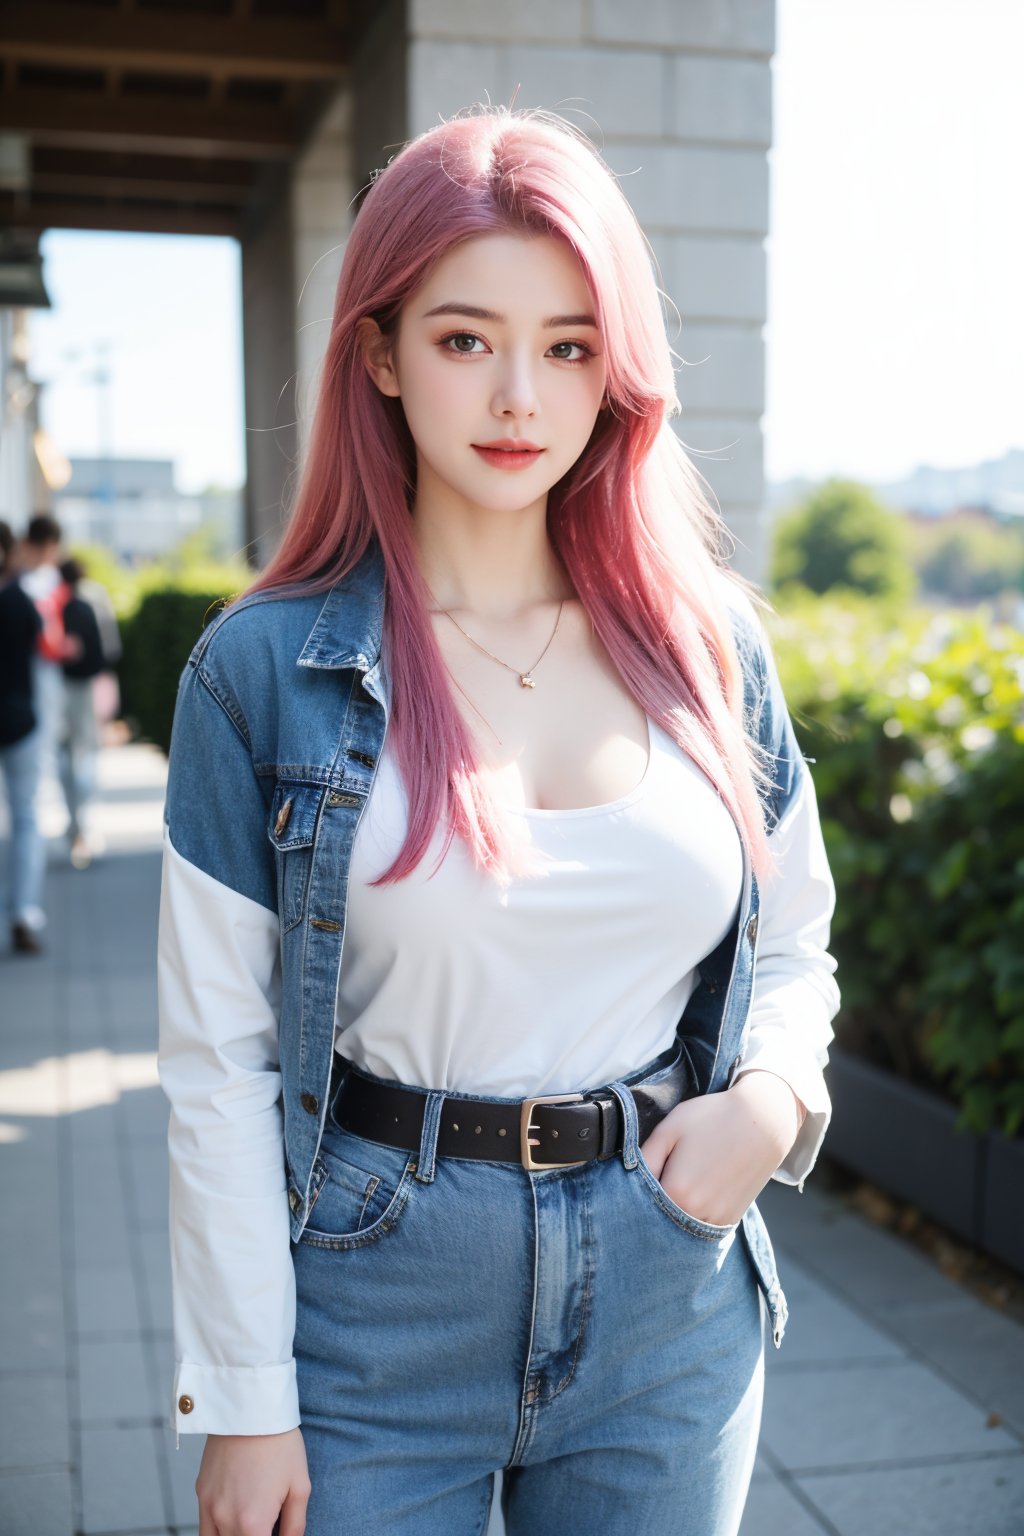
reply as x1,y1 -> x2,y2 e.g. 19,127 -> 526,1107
411,498 -> 572,621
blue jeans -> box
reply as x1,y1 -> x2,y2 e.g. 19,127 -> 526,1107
0,726 -> 46,930
293,1051 -> 765,1535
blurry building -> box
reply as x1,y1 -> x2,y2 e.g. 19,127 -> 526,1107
53,456 -> 243,563
0,0 -> 777,580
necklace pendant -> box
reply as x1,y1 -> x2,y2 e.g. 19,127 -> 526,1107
519,673 -> 536,689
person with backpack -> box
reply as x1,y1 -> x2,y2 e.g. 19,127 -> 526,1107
0,519 -> 46,953
57,557 -> 118,868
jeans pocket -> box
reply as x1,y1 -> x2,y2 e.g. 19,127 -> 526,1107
633,1147 -> 740,1243
298,1129 -> 416,1250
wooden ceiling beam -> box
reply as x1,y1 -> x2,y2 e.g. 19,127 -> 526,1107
0,1 -> 352,80
32,146 -> 258,191
0,87 -> 299,158
0,193 -> 241,238
31,169 -> 252,206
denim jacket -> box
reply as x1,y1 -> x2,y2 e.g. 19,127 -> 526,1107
157,536 -> 839,1437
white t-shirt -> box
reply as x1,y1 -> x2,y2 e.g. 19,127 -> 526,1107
333,715 -> 744,1098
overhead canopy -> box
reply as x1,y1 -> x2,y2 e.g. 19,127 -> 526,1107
0,0 -> 372,238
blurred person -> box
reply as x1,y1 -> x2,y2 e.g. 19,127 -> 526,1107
18,512 -> 73,792
57,557 -> 115,868
158,107 -> 839,1536
0,519 -> 46,954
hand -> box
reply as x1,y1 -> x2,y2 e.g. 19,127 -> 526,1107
638,1070 -> 806,1228
196,1428 -> 310,1536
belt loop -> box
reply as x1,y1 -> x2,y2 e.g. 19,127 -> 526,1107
415,1091 -> 445,1184
609,1082 -> 640,1170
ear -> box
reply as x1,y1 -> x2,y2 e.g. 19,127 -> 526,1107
356,317 -> 401,398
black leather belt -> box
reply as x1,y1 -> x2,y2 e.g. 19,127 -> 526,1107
330,1045 -> 694,1169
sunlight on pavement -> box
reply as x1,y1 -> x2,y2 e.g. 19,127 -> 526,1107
0,1048 -> 161,1141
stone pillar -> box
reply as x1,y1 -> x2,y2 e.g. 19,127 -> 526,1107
292,90 -> 357,463
404,0 -> 775,582
240,171 -> 298,566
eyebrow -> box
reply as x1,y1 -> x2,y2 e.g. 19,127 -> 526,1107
421,302 -> 598,329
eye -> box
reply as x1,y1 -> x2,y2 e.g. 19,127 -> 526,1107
439,331 -> 488,356
547,340 -> 595,364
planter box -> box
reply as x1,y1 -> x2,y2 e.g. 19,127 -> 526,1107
824,1048 -> 985,1248
981,1132 -> 1024,1273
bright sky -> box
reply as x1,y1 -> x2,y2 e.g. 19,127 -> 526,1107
28,0 -> 1024,494
30,233 -> 245,495
766,0 -> 1024,482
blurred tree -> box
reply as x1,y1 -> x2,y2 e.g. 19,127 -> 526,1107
771,477 -> 915,602
910,513 -> 1024,602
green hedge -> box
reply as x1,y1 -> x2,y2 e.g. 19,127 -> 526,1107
118,582 -> 239,755
769,591 -> 1024,1137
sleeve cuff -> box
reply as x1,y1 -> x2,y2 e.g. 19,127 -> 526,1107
171,1359 -> 299,1438
733,1041 -> 832,1192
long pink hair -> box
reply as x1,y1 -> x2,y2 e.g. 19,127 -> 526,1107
243,105 -> 776,888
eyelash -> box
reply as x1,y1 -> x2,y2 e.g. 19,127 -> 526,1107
437,331 -> 597,367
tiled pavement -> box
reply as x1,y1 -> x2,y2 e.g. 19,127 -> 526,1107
1,744 -> 1022,1536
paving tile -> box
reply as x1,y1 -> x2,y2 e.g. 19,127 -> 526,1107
761,1183 -> 960,1313
70,1180 -> 133,1270
138,1230 -> 173,1334
740,1475 -> 831,1535
761,1360 -> 1020,1471
0,1268 -> 67,1372
767,1284 -> 906,1370
77,1337 -> 153,1424
164,1430 -> 203,1530
74,1262 -> 144,1337
116,1089 -> 168,1145
0,1468 -> 74,1536
148,1335 -> 175,1423
763,1252 -> 822,1305
887,1298 -> 1024,1437
799,1454 -> 1024,1536
79,1424 -> 166,1534
0,1374 -> 71,1469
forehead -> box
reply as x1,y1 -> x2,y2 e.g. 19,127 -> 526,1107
414,232 -> 593,312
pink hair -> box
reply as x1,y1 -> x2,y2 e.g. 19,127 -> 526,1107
243,105 -> 776,888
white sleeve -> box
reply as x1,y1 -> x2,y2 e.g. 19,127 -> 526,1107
732,617 -> 840,1192
733,763 -> 839,1189
158,828 -> 299,1438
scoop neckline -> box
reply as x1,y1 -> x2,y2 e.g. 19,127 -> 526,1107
500,715 -> 657,820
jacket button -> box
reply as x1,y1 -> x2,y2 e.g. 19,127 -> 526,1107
178,1394 -> 194,1415
288,1188 -> 301,1212
747,914 -> 759,944
300,1092 -> 319,1115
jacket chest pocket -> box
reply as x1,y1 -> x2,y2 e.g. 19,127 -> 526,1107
267,784 -> 323,933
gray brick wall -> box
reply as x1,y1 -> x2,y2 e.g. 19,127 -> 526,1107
406,0 -> 776,579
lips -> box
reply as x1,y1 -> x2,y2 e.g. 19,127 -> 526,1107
472,440 -> 545,471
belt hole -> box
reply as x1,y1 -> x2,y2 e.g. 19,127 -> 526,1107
452,1122 -> 459,1132
474,1125 -> 482,1134
552,1129 -> 559,1138
498,1127 -> 507,1137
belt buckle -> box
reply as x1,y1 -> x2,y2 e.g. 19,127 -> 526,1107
520,1092 -> 586,1170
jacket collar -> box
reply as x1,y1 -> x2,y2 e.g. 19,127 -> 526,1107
296,537 -> 386,671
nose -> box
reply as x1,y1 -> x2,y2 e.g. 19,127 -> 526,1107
490,350 -> 538,421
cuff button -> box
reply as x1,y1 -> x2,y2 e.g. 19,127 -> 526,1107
178,1394 -> 194,1414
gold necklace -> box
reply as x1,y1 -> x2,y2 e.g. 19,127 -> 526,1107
434,598 -> 565,689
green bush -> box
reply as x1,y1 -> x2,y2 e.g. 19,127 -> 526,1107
772,478 -> 916,604
118,582 -> 241,754
770,592 -> 1024,1137
908,514 -> 1024,602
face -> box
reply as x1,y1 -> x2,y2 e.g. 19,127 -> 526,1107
362,232 -> 607,520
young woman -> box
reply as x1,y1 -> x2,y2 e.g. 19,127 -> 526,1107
158,105 -> 839,1536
